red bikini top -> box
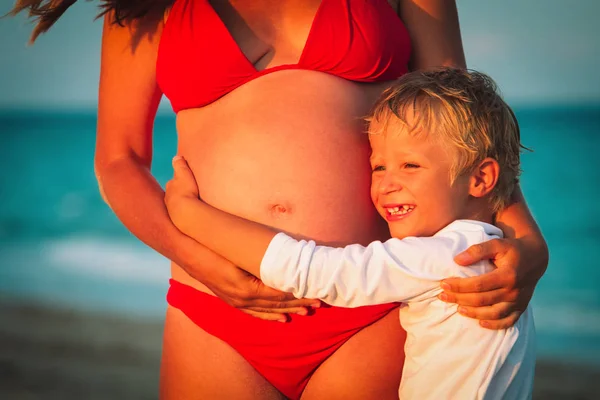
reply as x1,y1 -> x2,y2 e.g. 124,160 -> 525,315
157,0 -> 412,113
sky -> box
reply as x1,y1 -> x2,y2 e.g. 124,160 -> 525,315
0,0 -> 599,110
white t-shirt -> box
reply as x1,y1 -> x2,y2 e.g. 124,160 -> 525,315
261,220 -> 536,400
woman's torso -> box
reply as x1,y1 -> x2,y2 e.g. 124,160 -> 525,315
162,0 -> 406,292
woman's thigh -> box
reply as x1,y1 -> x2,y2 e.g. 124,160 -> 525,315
159,305 -> 285,400
301,309 -> 405,400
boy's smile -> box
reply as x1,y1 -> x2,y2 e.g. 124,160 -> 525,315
382,204 -> 415,220
369,119 -> 472,239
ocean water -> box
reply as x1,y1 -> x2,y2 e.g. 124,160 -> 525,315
0,107 -> 599,366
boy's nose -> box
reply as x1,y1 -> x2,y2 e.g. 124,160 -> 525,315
378,172 -> 402,194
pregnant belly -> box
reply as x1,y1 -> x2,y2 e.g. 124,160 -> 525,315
172,71 -> 391,290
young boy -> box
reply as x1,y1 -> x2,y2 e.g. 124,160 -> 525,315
164,68 -> 536,399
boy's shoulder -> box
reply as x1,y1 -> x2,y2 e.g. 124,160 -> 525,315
384,220 -> 501,253
435,220 -> 503,241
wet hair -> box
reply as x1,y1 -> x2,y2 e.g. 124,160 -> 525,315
369,67 -> 526,213
8,0 -> 174,43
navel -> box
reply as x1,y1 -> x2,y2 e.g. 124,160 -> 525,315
269,202 -> 293,218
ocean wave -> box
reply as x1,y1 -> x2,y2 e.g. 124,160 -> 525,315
45,237 -> 171,285
533,303 -> 600,335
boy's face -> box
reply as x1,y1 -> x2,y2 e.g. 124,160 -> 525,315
369,119 -> 471,239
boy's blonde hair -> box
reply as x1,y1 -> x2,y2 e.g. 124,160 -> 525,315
369,68 -> 523,212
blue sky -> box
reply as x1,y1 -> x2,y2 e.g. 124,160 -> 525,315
1,0 -> 598,110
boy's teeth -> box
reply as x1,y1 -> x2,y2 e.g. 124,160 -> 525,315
388,205 -> 414,215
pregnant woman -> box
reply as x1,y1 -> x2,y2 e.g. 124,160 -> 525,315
13,0 -> 548,399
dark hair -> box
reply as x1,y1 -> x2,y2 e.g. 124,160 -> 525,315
8,0 -> 174,43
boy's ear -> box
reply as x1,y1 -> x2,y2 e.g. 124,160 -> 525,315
469,157 -> 500,198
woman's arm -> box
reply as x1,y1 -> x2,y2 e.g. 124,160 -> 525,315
399,0 -> 548,329
398,0 -> 467,70
441,187 -> 549,329
95,12 -> 315,320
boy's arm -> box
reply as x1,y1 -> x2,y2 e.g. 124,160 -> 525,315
165,157 -> 481,307
170,188 -> 441,306
261,234 -> 464,307
176,200 -> 277,278
165,156 -> 278,278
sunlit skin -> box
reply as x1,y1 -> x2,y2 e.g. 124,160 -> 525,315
369,118 -> 496,240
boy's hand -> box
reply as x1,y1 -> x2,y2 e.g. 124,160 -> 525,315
165,155 -> 201,232
439,237 -> 547,330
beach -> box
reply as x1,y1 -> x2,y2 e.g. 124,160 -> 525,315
0,299 -> 161,400
0,299 -> 598,400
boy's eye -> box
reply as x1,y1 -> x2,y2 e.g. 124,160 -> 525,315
372,165 -> 385,172
405,163 -> 420,169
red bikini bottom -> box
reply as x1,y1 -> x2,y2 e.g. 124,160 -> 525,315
167,279 -> 399,399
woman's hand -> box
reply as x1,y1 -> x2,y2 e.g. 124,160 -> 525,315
439,236 -> 548,329
200,265 -> 319,322
165,156 -> 320,321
